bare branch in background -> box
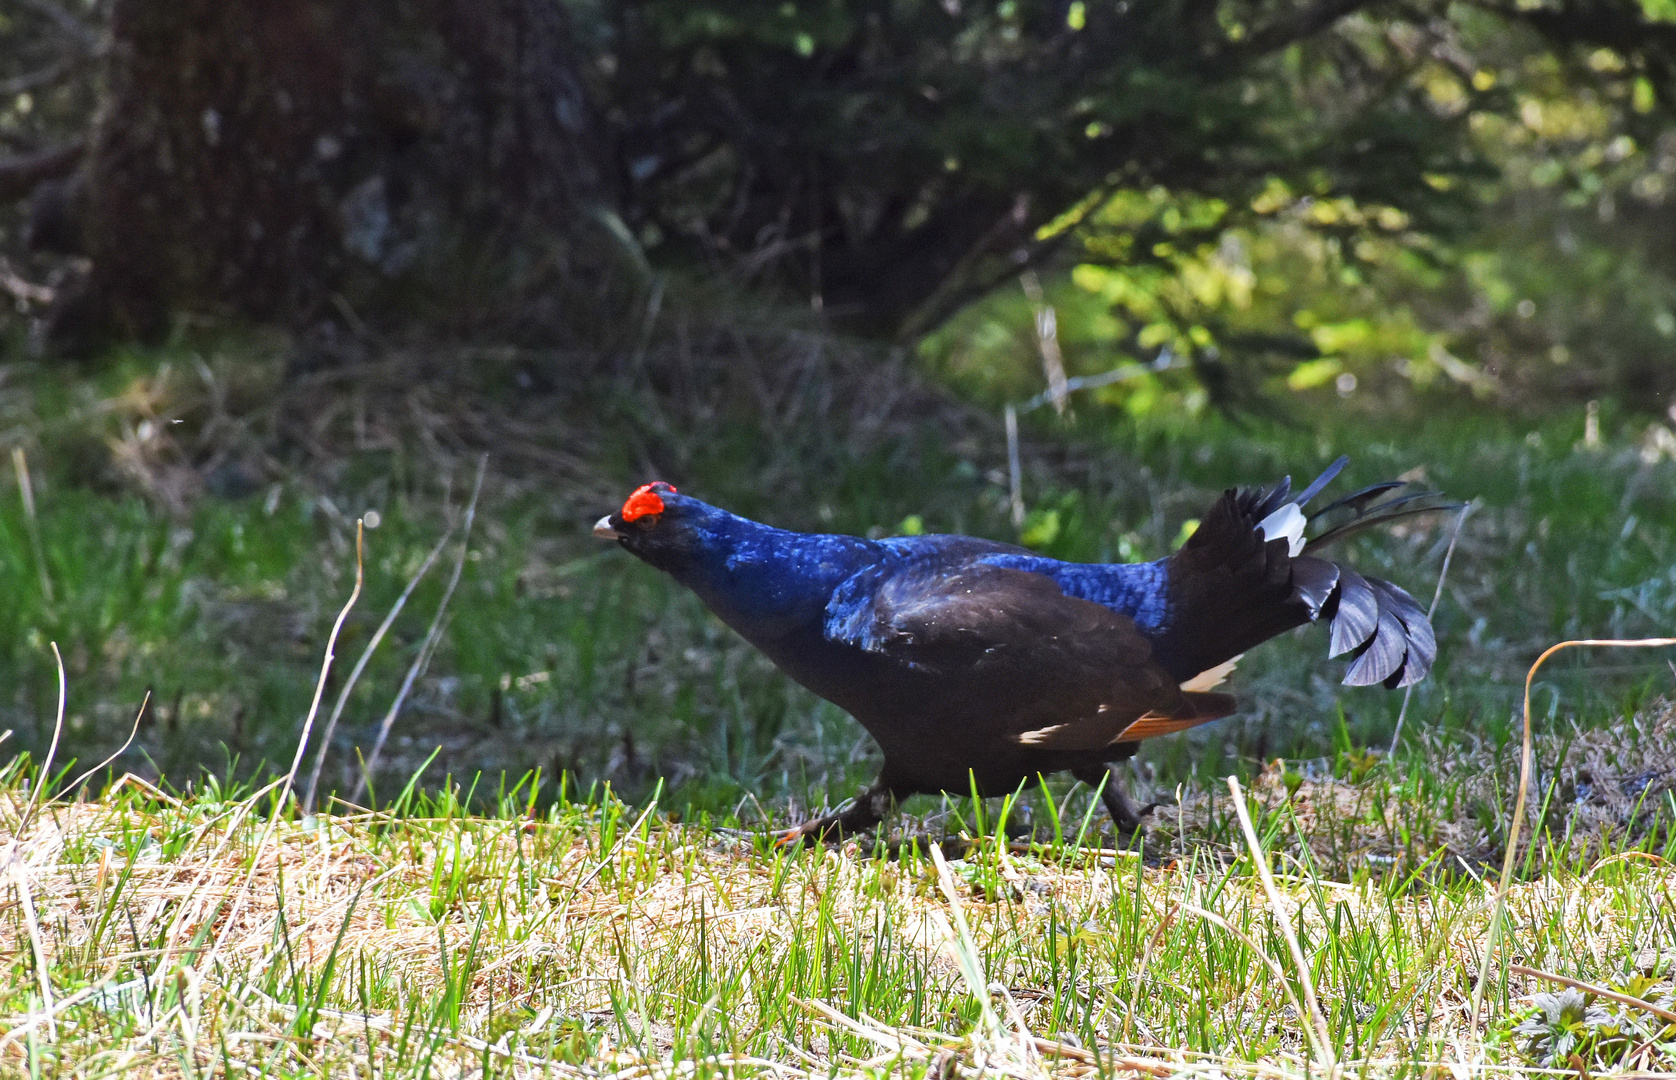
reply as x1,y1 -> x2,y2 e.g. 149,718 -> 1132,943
0,140 -> 85,203
1020,271 -> 1068,418
0,259 -> 57,306
0,59 -> 79,98
14,0 -> 104,55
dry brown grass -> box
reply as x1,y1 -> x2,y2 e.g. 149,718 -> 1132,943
3,719 -> 1674,1078
1136,698 -> 1676,888
2,322 -> 1675,1077
13,311 -> 1018,530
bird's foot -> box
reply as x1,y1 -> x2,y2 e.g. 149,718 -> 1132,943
1107,798 -> 1159,841
1074,763 -> 1157,843
773,782 -> 895,849
773,815 -> 847,848
1099,774 -> 1159,843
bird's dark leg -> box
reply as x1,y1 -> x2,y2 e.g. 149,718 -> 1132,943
777,778 -> 897,847
1072,763 -> 1158,838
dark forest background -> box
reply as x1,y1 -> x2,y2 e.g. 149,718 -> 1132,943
2,0 -> 1676,809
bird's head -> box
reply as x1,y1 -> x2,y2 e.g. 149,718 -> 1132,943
594,481 -> 701,567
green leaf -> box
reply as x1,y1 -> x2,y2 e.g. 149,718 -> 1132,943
1286,358 -> 1344,391
1639,0 -> 1676,24
1020,509 -> 1062,550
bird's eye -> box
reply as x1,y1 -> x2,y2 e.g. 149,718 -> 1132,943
635,515 -> 658,530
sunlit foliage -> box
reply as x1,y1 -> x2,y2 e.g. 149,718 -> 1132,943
917,8 -> 1676,417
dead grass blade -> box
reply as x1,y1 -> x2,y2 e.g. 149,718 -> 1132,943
0,967 -> 124,1054
11,447 -> 53,606
1226,774 -> 1335,1070
208,521 -> 365,964
1470,635 -> 1676,1020
353,455 -> 486,805
928,840 -> 1001,1038
303,520 -> 454,813
16,641 -> 66,839
1,641 -> 66,1044
60,691 -> 148,800
10,862 -> 55,1039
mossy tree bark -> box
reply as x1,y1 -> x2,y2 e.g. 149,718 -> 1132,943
57,0 -> 617,350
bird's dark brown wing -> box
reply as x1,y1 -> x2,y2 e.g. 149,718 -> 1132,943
825,562 -> 1231,751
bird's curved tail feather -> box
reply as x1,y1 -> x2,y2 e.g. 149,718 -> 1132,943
1158,456 -> 1456,690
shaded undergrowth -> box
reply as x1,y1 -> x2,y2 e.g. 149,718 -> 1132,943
0,334 -> 1672,824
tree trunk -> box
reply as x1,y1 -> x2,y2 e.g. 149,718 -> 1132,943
55,0 -> 619,350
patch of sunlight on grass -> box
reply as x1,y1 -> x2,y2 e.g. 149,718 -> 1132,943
3,730 -> 1674,1076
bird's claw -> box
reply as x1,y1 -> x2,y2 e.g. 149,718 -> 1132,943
772,783 -> 892,849
1109,800 -> 1160,838
774,820 -> 835,848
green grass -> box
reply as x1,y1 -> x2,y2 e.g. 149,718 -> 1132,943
2,339 -> 1676,1074
4,716 -> 1674,1077
1,345 -> 1673,825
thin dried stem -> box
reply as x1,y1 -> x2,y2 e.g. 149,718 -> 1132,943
1177,901 -> 1313,1047
1511,964 -> 1676,1025
18,641 -> 67,839
303,522 -> 454,813
352,456 -> 486,805
5,641 -> 67,1043
12,447 -> 54,606
1390,501 -> 1472,753
1469,635 -> 1676,1020
10,866 -> 56,1039
60,691 -> 149,799
208,521 -> 365,965
1227,774 -> 1336,1069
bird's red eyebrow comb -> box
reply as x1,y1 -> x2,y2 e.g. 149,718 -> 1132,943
621,482 -> 676,522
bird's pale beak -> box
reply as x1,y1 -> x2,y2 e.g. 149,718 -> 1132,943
593,515 -> 622,540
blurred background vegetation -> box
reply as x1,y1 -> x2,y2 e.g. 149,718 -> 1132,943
1,0 -> 1674,816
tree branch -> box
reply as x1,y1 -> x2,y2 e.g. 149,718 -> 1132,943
1469,0 -> 1676,56
1231,0 -> 1370,59
14,0 -> 103,54
0,140 -> 85,204
0,59 -> 78,98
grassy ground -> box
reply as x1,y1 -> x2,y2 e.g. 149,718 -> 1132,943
2,330 -> 1676,1074
1,338 -> 1674,820
3,702 -> 1674,1077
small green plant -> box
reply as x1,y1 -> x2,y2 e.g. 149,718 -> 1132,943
1513,982 -> 1676,1072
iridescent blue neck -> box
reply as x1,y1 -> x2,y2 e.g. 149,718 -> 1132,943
658,502 -> 880,639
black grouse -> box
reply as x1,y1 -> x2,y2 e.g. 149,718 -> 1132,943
594,458 -> 1450,842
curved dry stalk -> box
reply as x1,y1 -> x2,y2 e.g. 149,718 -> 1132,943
1511,964 -> 1676,1025
207,521 -> 366,965
17,641 -> 67,840
302,522 -> 455,814
352,455 -> 486,807
5,641 -> 67,1044
60,691 -> 149,800
1469,634 -> 1676,1020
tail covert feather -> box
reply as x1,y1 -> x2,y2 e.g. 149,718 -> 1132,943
1159,457 -> 1447,692
1326,567 -> 1380,658
1322,559 -> 1436,687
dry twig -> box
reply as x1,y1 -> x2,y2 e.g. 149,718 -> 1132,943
1470,635 -> 1676,1020
353,455 -> 486,805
